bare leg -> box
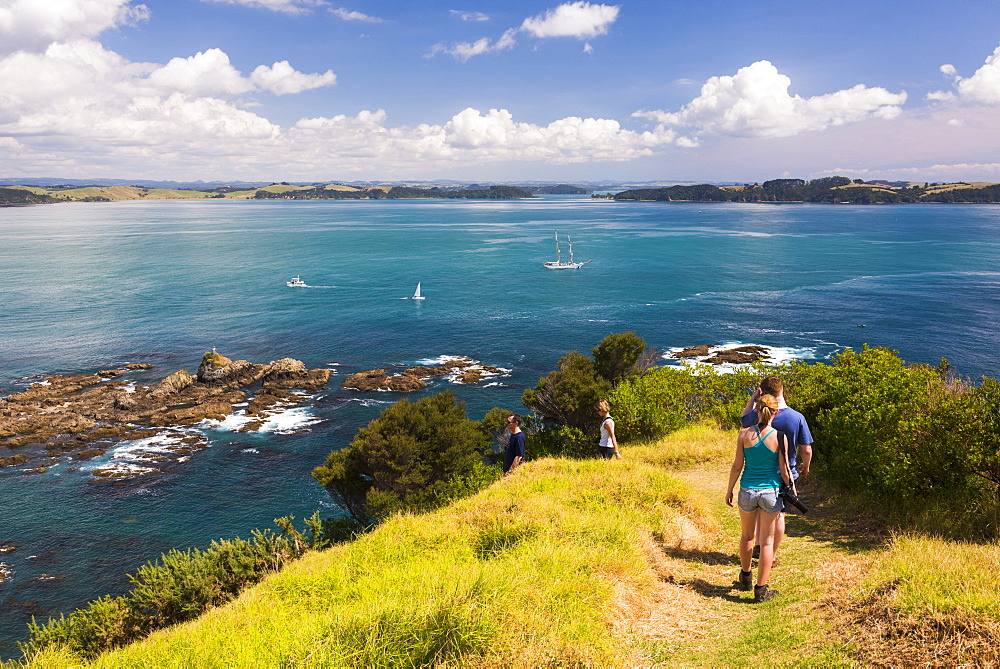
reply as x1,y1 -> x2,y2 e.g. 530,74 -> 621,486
754,512 -> 761,550
738,509 -> 757,572
755,509 -> 780,585
772,512 -> 785,559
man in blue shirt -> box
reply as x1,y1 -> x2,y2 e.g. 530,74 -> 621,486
503,414 -> 525,476
741,376 -> 813,561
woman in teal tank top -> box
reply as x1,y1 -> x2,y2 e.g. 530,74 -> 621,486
725,394 -> 793,603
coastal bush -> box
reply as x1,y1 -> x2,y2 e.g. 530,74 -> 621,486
522,332 -> 653,437
20,524 -> 309,660
609,364 -> 767,441
312,390 -> 496,523
525,424 -> 593,459
522,350 -> 610,432
592,331 -> 647,384
786,346 -> 999,537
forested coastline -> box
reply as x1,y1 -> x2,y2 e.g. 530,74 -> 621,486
608,176 -> 1000,203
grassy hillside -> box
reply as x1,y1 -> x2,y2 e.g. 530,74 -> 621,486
40,186 -> 210,201
16,424 -> 1000,667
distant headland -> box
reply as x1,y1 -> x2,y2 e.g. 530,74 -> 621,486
3,176 -> 1000,205
0,183 -> 577,205
604,176 -> 1000,204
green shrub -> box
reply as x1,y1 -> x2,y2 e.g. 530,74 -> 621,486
20,525 -> 307,660
592,331 -> 647,384
522,351 -> 611,432
526,424 -> 593,459
313,390 -> 494,523
608,364 -> 766,441
788,346 -> 999,537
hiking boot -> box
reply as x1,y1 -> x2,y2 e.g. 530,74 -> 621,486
738,570 -> 753,591
751,545 -> 760,560
753,584 -> 778,603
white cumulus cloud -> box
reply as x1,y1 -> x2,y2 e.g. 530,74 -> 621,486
520,1 -> 619,39
0,0 -> 149,55
450,10 -> 490,22
634,60 -> 906,143
330,8 -> 384,22
432,1 -> 619,62
928,44 -> 1000,105
251,60 -> 337,94
428,29 -> 518,62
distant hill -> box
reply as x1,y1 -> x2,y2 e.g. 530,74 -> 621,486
253,184 -> 535,200
523,184 -> 592,195
607,177 -> 1000,203
0,183 -> 536,204
0,187 -> 61,205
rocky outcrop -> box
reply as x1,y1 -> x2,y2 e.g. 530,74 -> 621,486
342,357 -> 506,391
672,345 -> 713,359
0,352 -> 331,477
703,346 -> 769,365
341,369 -> 427,392
151,369 -> 194,397
262,358 -> 331,390
197,353 -> 268,388
672,345 -> 771,365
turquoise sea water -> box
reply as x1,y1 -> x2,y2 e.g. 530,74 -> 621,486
1,196 -> 999,654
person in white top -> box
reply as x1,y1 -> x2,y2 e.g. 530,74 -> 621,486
595,400 -> 623,460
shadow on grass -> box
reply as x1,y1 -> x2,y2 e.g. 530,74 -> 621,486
659,546 -> 740,566
685,578 -> 753,604
778,477 -> 890,553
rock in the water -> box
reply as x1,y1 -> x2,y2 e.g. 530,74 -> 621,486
0,454 -> 30,468
262,358 -> 331,389
341,369 -> 427,392
703,346 -> 770,365
151,369 -> 194,397
0,351 -> 329,478
197,353 -> 267,388
672,345 -> 713,359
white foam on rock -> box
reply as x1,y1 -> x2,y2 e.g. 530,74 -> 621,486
661,342 -> 830,374
201,405 -> 320,434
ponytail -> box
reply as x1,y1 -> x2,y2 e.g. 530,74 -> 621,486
756,394 -> 779,428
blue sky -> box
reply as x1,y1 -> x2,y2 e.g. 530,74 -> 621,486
3,0 -> 1000,183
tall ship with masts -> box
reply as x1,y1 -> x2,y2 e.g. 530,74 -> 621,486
543,231 -> 591,269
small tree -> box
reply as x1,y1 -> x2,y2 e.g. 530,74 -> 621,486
312,391 -> 493,523
522,351 -> 611,432
592,331 -> 647,384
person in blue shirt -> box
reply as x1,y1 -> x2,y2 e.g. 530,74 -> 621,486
741,375 -> 814,563
503,414 -> 525,476
726,393 -> 794,603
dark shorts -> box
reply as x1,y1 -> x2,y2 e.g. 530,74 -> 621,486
597,446 -> 616,460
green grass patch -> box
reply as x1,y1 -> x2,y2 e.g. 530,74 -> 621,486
24,450 -> 712,666
864,534 -> 1000,617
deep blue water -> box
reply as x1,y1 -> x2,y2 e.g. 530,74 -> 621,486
1,196 -> 999,655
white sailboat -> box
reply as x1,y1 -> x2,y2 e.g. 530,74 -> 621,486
543,231 -> 591,269
409,282 -> 425,300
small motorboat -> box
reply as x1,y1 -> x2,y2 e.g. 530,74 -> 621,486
286,276 -> 307,287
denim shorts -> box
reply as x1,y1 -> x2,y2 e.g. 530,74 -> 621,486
738,487 -> 782,514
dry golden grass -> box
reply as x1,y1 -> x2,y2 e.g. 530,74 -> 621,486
42,186 -> 209,200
